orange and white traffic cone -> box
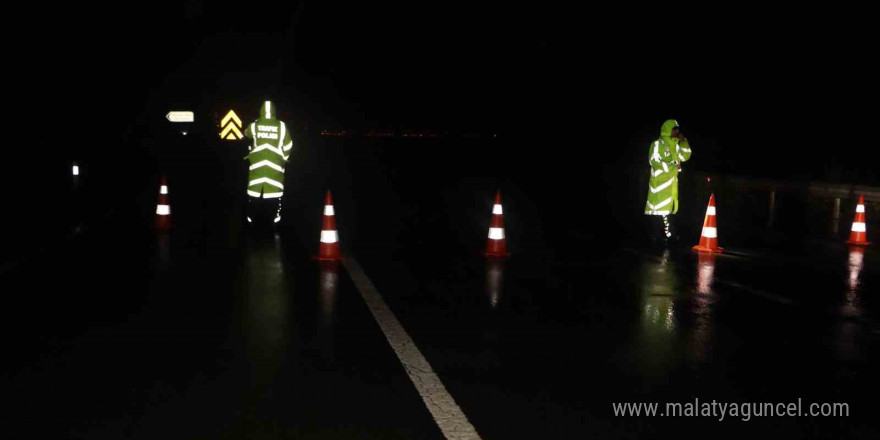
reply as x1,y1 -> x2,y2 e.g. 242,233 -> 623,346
155,175 -> 172,231
314,191 -> 342,261
485,190 -> 510,257
693,193 -> 723,253
846,195 -> 871,246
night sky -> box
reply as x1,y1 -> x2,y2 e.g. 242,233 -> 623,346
11,2 -> 878,183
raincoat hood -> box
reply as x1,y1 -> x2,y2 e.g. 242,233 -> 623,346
660,119 -> 679,137
260,101 -> 277,120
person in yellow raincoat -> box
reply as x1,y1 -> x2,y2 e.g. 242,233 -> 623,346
644,119 -> 692,241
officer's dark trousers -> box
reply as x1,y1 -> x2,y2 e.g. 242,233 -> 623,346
247,195 -> 282,225
650,214 -> 677,242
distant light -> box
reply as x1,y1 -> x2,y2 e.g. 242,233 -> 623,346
493,134 -> 497,138
247,217 -> 252,223
274,216 -> 281,223
706,177 -> 711,182
181,130 -> 188,136
72,165 -> 79,176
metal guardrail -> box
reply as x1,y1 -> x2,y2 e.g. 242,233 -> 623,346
684,172 -> 877,237
691,172 -> 880,202
808,182 -> 880,202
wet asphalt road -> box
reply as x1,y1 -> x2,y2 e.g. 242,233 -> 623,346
2,132 -> 879,439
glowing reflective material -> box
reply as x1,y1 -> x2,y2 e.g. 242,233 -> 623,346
220,122 -> 243,140
324,205 -> 335,216
247,190 -> 283,199
251,144 -> 285,157
701,227 -> 718,238
166,111 -> 194,122
851,222 -> 866,233
160,185 -> 168,195
493,204 -> 503,215
648,197 -> 672,210
156,205 -> 170,215
221,110 -> 241,127
488,228 -> 505,240
650,178 -> 674,194
278,122 -> 286,148
248,177 -> 284,189
321,230 -> 339,243
249,160 -> 284,172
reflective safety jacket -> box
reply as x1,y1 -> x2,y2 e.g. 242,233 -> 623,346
644,119 -> 692,215
244,101 -> 293,199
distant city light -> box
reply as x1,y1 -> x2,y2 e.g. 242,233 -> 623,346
319,129 -> 490,139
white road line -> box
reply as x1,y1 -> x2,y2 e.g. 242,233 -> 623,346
343,257 -> 482,440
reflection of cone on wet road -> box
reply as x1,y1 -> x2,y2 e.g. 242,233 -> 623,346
319,261 -> 340,328
696,252 -> 717,295
314,191 -> 342,261
317,260 -> 340,361
155,175 -> 172,231
485,258 -> 505,309
693,194 -> 723,253
484,190 -> 510,257
847,195 -> 871,246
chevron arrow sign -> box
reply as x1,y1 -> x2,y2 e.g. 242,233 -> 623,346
220,110 -> 243,140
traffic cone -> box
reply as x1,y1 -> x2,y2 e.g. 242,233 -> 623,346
485,190 -> 510,257
155,175 -> 172,231
846,195 -> 871,246
314,191 -> 342,261
693,193 -> 723,253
